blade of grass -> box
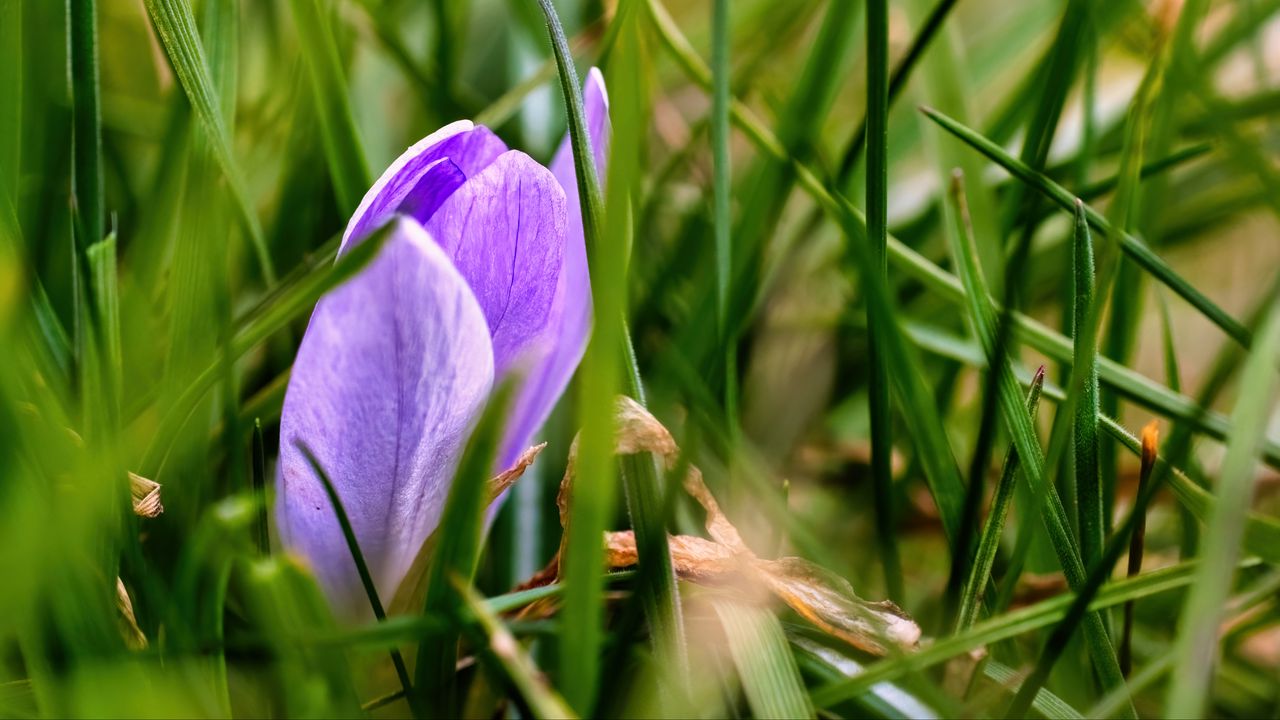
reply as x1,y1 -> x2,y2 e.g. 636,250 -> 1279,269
288,0 -> 370,216
712,599 -> 814,720
414,384 -> 512,718
452,577 -> 577,719
85,234 -> 121,422
866,0 -> 903,604
922,106 -> 1250,348
69,0 -> 103,253
1070,192 -> 1104,579
710,0 -> 730,337
294,442 -> 416,716
142,0 -> 277,284
1003,426 -> 1167,717
811,557 -> 1263,708
251,419 -> 269,556
955,368 -> 1045,631
1166,295 -> 1280,718
536,0 -> 687,710
945,175 -> 1133,717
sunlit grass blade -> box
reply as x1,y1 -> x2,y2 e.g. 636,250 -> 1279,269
711,599 -> 813,720
866,0 -> 902,603
452,577 -> 577,719
955,368 -> 1045,632
295,442 -> 416,715
414,382 -> 511,717
142,0 -> 277,284
944,174 -> 1132,717
1167,295 -> 1280,718
288,0 -> 371,216
921,106 -> 1250,347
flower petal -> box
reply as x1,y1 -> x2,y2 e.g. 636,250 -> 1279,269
499,68 -> 611,465
277,217 -> 494,617
425,150 -> 567,385
341,122 -> 508,251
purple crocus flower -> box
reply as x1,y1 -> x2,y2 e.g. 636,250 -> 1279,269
277,70 -> 609,617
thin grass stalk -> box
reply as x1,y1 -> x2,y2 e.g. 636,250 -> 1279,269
1120,422 -> 1159,676
295,443 -> 416,715
866,0 -> 903,603
955,368 -> 1045,631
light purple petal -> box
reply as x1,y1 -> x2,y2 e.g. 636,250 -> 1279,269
341,122 -> 508,252
277,217 -> 494,618
497,68 -> 610,466
425,150 -> 567,388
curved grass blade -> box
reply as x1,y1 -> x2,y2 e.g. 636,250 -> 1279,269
1070,200 -> 1104,574
921,106 -> 1250,347
295,443 -> 416,716
944,175 -> 1133,717
288,0 -> 370,216
142,0 -> 277,284
1166,295 -> 1280,717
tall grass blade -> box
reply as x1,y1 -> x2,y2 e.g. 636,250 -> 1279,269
142,0 -> 277,284
944,174 -> 1133,718
1167,296 -> 1280,718
710,0 -> 730,336
1070,200 -> 1103,574
288,0 -> 371,216
866,0 -> 903,603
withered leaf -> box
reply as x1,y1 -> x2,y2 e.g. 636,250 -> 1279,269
529,396 -> 921,656
129,472 -> 163,518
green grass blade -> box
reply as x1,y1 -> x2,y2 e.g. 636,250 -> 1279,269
1070,200 -> 1104,575
288,0 -> 370,216
85,235 -> 121,418
251,418 -> 269,556
944,175 -> 1133,717
956,368 -> 1045,631
1166,296 -> 1280,717
710,0 -> 730,336
811,558 -> 1262,708
866,0 -> 903,603
921,106 -> 1250,347
452,578 -> 577,720
68,0 -> 103,253
711,599 -> 813,720
415,383 -> 512,717
142,0 -> 277,284
294,443 -> 416,714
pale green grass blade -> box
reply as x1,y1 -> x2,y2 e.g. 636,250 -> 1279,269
288,0 -> 370,216
85,235 -> 121,419
142,0 -> 276,284
711,599 -> 813,720
1167,296 -> 1280,718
